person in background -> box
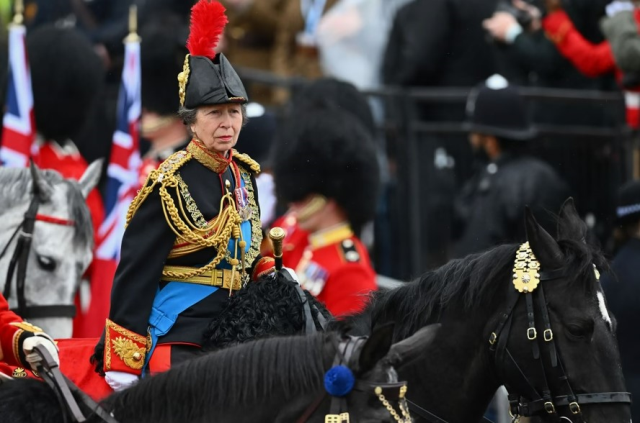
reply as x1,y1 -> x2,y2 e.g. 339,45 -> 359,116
25,25 -> 106,337
271,77 -> 386,270
138,15 -> 191,185
271,0 -> 338,103
453,74 -> 570,257
271,108 -> 380,317
601,180 -> 640,422
0,292 -> 59,378
219,0 -> 291,104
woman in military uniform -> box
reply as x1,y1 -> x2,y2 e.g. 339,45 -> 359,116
95,0 -> 275,392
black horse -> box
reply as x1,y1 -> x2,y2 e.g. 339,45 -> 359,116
0,324 -> 441,423
340,199 -> 631,422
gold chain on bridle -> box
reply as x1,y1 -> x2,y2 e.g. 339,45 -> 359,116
375,385 -> 412,423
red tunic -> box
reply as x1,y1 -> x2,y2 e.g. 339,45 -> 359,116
271,216 -> 377,317
542,9 -> 640,127
0,293 -> 26,367
0,337 -> 112,401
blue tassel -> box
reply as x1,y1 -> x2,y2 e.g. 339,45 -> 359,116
324,365 -> 355,397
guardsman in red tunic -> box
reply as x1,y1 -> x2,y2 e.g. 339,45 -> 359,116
26,25 -> 106,337
0,293 -> 59,378
271,106 -> 381,317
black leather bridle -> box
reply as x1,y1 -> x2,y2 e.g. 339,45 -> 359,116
488,267 -> 632,422
29,343 -> 117,423
0,173 -> 77,320
297,335 -> 411,423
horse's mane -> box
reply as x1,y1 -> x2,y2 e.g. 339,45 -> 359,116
0,168 -> 93,248
367,235 -> 608,339
107,332 -> 335,421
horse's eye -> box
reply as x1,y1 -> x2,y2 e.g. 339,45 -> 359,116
566,323 -> 592,340
36,255 -> 57,272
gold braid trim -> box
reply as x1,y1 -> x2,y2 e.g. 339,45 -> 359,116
13,329 -> 24,365
126,150 -> 245,280
233,150 -> 261,174
239,165 -> 262,267
157,154 -> 243,279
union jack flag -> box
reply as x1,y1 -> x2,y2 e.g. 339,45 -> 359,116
0,24 -> 35,167
96,39 -> 141,262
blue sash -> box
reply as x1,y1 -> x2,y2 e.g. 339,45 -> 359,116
143,175 -> 252,374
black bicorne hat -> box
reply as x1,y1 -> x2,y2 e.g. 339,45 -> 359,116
464,74 -> 536,141
178,0 -> 248,109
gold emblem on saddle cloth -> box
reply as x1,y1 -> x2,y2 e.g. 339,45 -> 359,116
512,242 -> 541,293
12,368 -> 27,378
325,413 -> 350,423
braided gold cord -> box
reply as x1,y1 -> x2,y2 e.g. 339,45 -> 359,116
159,186 -> 242,279
125,150 -> 247,280
376,389 -> 412,423
126,171 -> 159,227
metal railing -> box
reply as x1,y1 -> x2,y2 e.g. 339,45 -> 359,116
237,67 -> 635,279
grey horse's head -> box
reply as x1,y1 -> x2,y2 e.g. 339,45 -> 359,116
0,161 -> 101,338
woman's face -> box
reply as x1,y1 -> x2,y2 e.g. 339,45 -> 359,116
190,103 -> 243,155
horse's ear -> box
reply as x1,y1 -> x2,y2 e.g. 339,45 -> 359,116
357,322 -> 395,374
29,160 -> 53,201
557,197 -> 587,241
79,159 -> 103,199
385,323 -> 441,369
525,207 -> 564,269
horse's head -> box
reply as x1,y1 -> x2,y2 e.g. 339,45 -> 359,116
0,161 -> 101,338
495,198 -> 631,422
335,323 -> 441,423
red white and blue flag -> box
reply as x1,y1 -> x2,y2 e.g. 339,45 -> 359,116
0,24 -> 35,167
96,40 -> 142,262
85,39 -> 141,336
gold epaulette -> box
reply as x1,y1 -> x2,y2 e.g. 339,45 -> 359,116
233,150 -> 261,174
125,150 -> 192,226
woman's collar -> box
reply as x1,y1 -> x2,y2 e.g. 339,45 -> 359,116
186,139 -> 233,173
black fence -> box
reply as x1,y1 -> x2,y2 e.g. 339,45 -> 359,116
237,67 -> 637,280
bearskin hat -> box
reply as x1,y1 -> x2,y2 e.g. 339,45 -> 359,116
27,25 -> 104,142
289,78 -> 376,138
273,109 -> 380,235
140,15 -> 189,116
179,0 -> 248,109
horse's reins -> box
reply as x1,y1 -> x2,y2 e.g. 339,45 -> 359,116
488,242 -> 632,422
0,170 -> 77,320
28,344 -> 118,423
297,335 -> 411,423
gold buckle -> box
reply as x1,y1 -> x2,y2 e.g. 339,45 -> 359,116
543,329 -> 553,341
544,401 -> 555,414
527,327 -> 537,340
489,332 -> 497,345
569,401 -> 581,414
212,270 -> 224,287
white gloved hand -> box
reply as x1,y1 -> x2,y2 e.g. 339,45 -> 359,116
606,0 -> 634,16
282,267 -> 300,284
22,333 -> 59,371
105,371 -> 139,392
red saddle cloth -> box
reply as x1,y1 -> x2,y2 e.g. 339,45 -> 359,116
0,338 -> 112,401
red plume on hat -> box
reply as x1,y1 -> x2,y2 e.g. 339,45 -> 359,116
186,0 -> 228,59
